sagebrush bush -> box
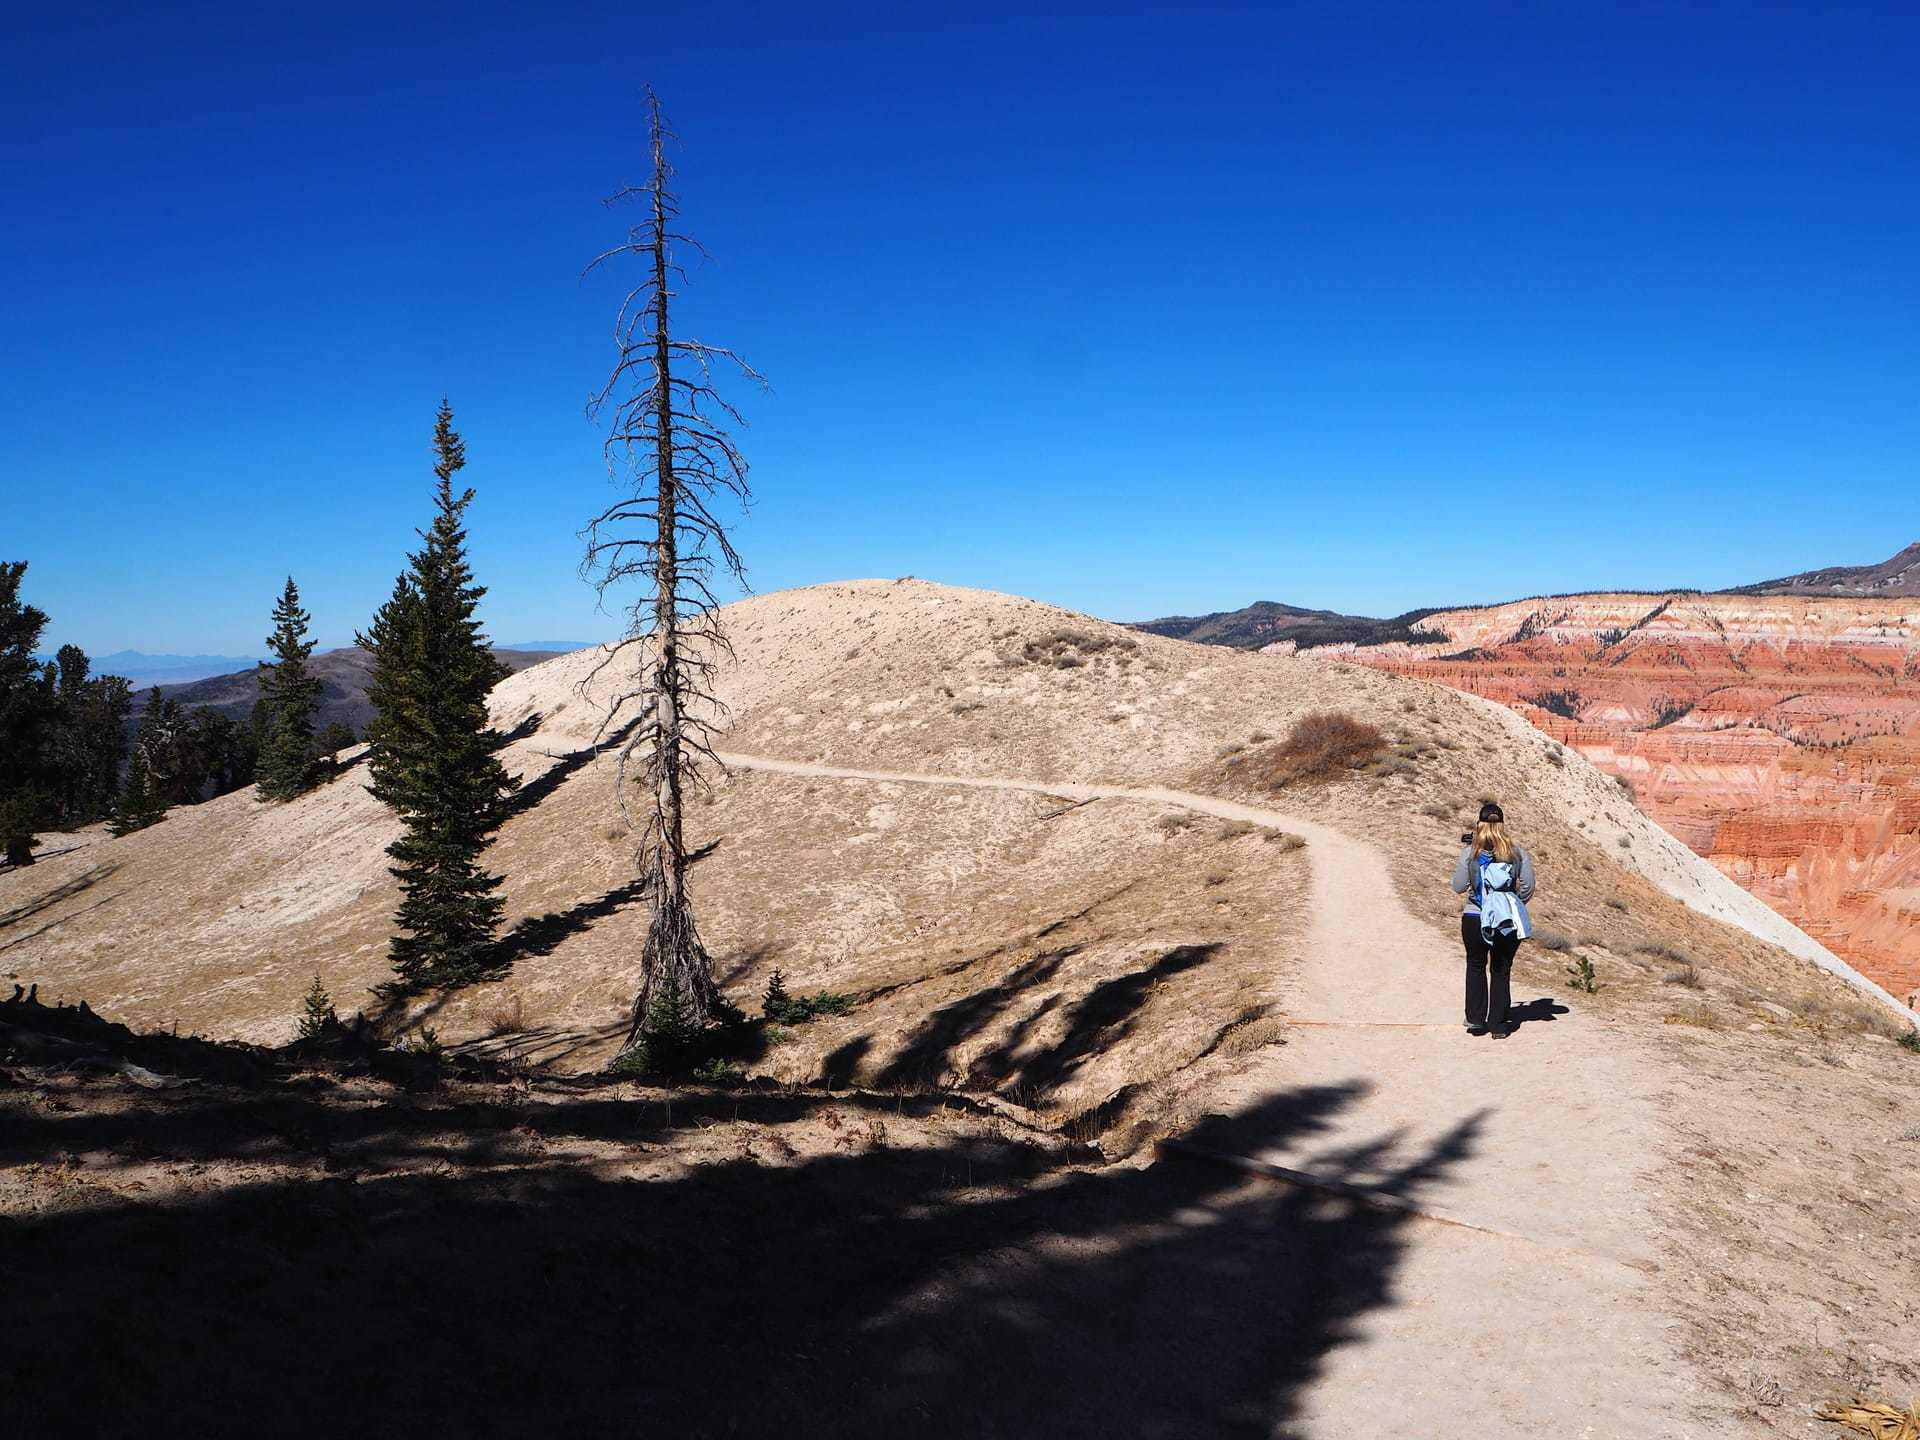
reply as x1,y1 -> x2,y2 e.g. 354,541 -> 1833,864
1246,712 -> 1387,789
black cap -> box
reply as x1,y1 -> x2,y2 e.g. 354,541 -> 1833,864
1478,802 -> 1505,824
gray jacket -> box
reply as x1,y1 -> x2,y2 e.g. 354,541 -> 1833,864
1452,845 -> 1536,914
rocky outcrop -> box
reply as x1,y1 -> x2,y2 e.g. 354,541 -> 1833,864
1289,593 -> 1920,1002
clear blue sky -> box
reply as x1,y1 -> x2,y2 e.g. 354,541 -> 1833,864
6,1 -> 1916,655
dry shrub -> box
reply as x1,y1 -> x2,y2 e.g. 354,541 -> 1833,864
1815,1401 -> 1920,1438
483,994 -> 528,1036
1663,963 -> 1701,989
1263,831 -> 1307,851
1662,1006 -> 1723,1029
1247,712 -> 1387,789
1019,628 -> 1136,667
1220,1015 -> 1289,1056
1203,872 -> 1230,888
1420,801 -> 1455,822
1215,819 -> 1257,841
1156,812 -> 1197,836
1534,930 -> 1573,953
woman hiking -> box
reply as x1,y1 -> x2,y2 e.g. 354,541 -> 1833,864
1452,801 -> 1536,1038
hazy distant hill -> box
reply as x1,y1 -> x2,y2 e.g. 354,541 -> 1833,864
34,650 -> 268,685
153,645 -> 574,734
1725,541 -> 1920,598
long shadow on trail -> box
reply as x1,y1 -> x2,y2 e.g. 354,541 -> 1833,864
1,1078 -> 1480,1438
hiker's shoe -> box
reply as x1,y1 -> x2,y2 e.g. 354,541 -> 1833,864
1464,1023 -> 1488,1036
1487,1027 -> 1513,1040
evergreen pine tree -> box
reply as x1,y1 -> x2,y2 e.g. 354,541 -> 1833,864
0,562 -> 56,865
108,746 -> 167,837
109,688 -> 172,835
256,577 -> 321,801
297,971 -> 337,1040
358,402 -> 517,989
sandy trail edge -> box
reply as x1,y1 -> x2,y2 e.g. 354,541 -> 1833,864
719,750 -> 1740,1438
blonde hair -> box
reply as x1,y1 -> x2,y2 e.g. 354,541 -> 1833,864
1471,820 -> 1517,863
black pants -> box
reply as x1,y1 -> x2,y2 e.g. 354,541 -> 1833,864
1462,914 -> 1519,1030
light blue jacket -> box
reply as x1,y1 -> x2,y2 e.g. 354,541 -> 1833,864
1451,846 -> 1537,915
1475,861 -> 1534,942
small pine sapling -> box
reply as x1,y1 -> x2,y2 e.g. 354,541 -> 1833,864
297,971 -> 338,1040
761,967 -> 853,1026
1564,956 -> 1600,994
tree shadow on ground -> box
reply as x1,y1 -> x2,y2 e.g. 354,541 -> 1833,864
490,879 -> 650,969
1,1076 -> 1479,1438
0,862 -> 119,933
866,941 -> 1224,1114
503,713 -> 642,820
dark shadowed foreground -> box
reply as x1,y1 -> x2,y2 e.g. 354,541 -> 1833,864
0,1003 -> 1475,1438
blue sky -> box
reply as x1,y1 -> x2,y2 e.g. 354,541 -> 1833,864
5,1 -> 1916,654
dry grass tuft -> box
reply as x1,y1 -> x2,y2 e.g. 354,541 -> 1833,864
1219,1015 -> 1289,1056
1244,712 -> 1387,790
482,994 -> 528,1036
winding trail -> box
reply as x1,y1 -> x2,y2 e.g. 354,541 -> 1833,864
721,751 -> 1732,1438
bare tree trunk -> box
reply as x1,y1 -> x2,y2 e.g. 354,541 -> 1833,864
583,91 -> 758,1050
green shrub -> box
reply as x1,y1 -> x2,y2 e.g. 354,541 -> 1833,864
614,983 -> 755,1078
1564,957 -> 1600,994
1898,1029 -> 1920,1055
762,969 -> 853,1025
404,1025 -> 445,1058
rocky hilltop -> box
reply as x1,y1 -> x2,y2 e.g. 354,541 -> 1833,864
154,644 -> 569,734
1729,540 -> 1920,598
1284,592 -> 1920,1003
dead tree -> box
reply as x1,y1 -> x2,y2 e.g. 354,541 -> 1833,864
582,90 -> 761,1051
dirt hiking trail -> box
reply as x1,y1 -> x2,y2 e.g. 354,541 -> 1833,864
721,751 -> 1738,1439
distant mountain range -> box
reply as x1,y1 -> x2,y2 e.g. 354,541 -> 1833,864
38,640 -> 594,679
1133,542 -> 1920,651
155,645 -> 583,734
31,651 -> 271,685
